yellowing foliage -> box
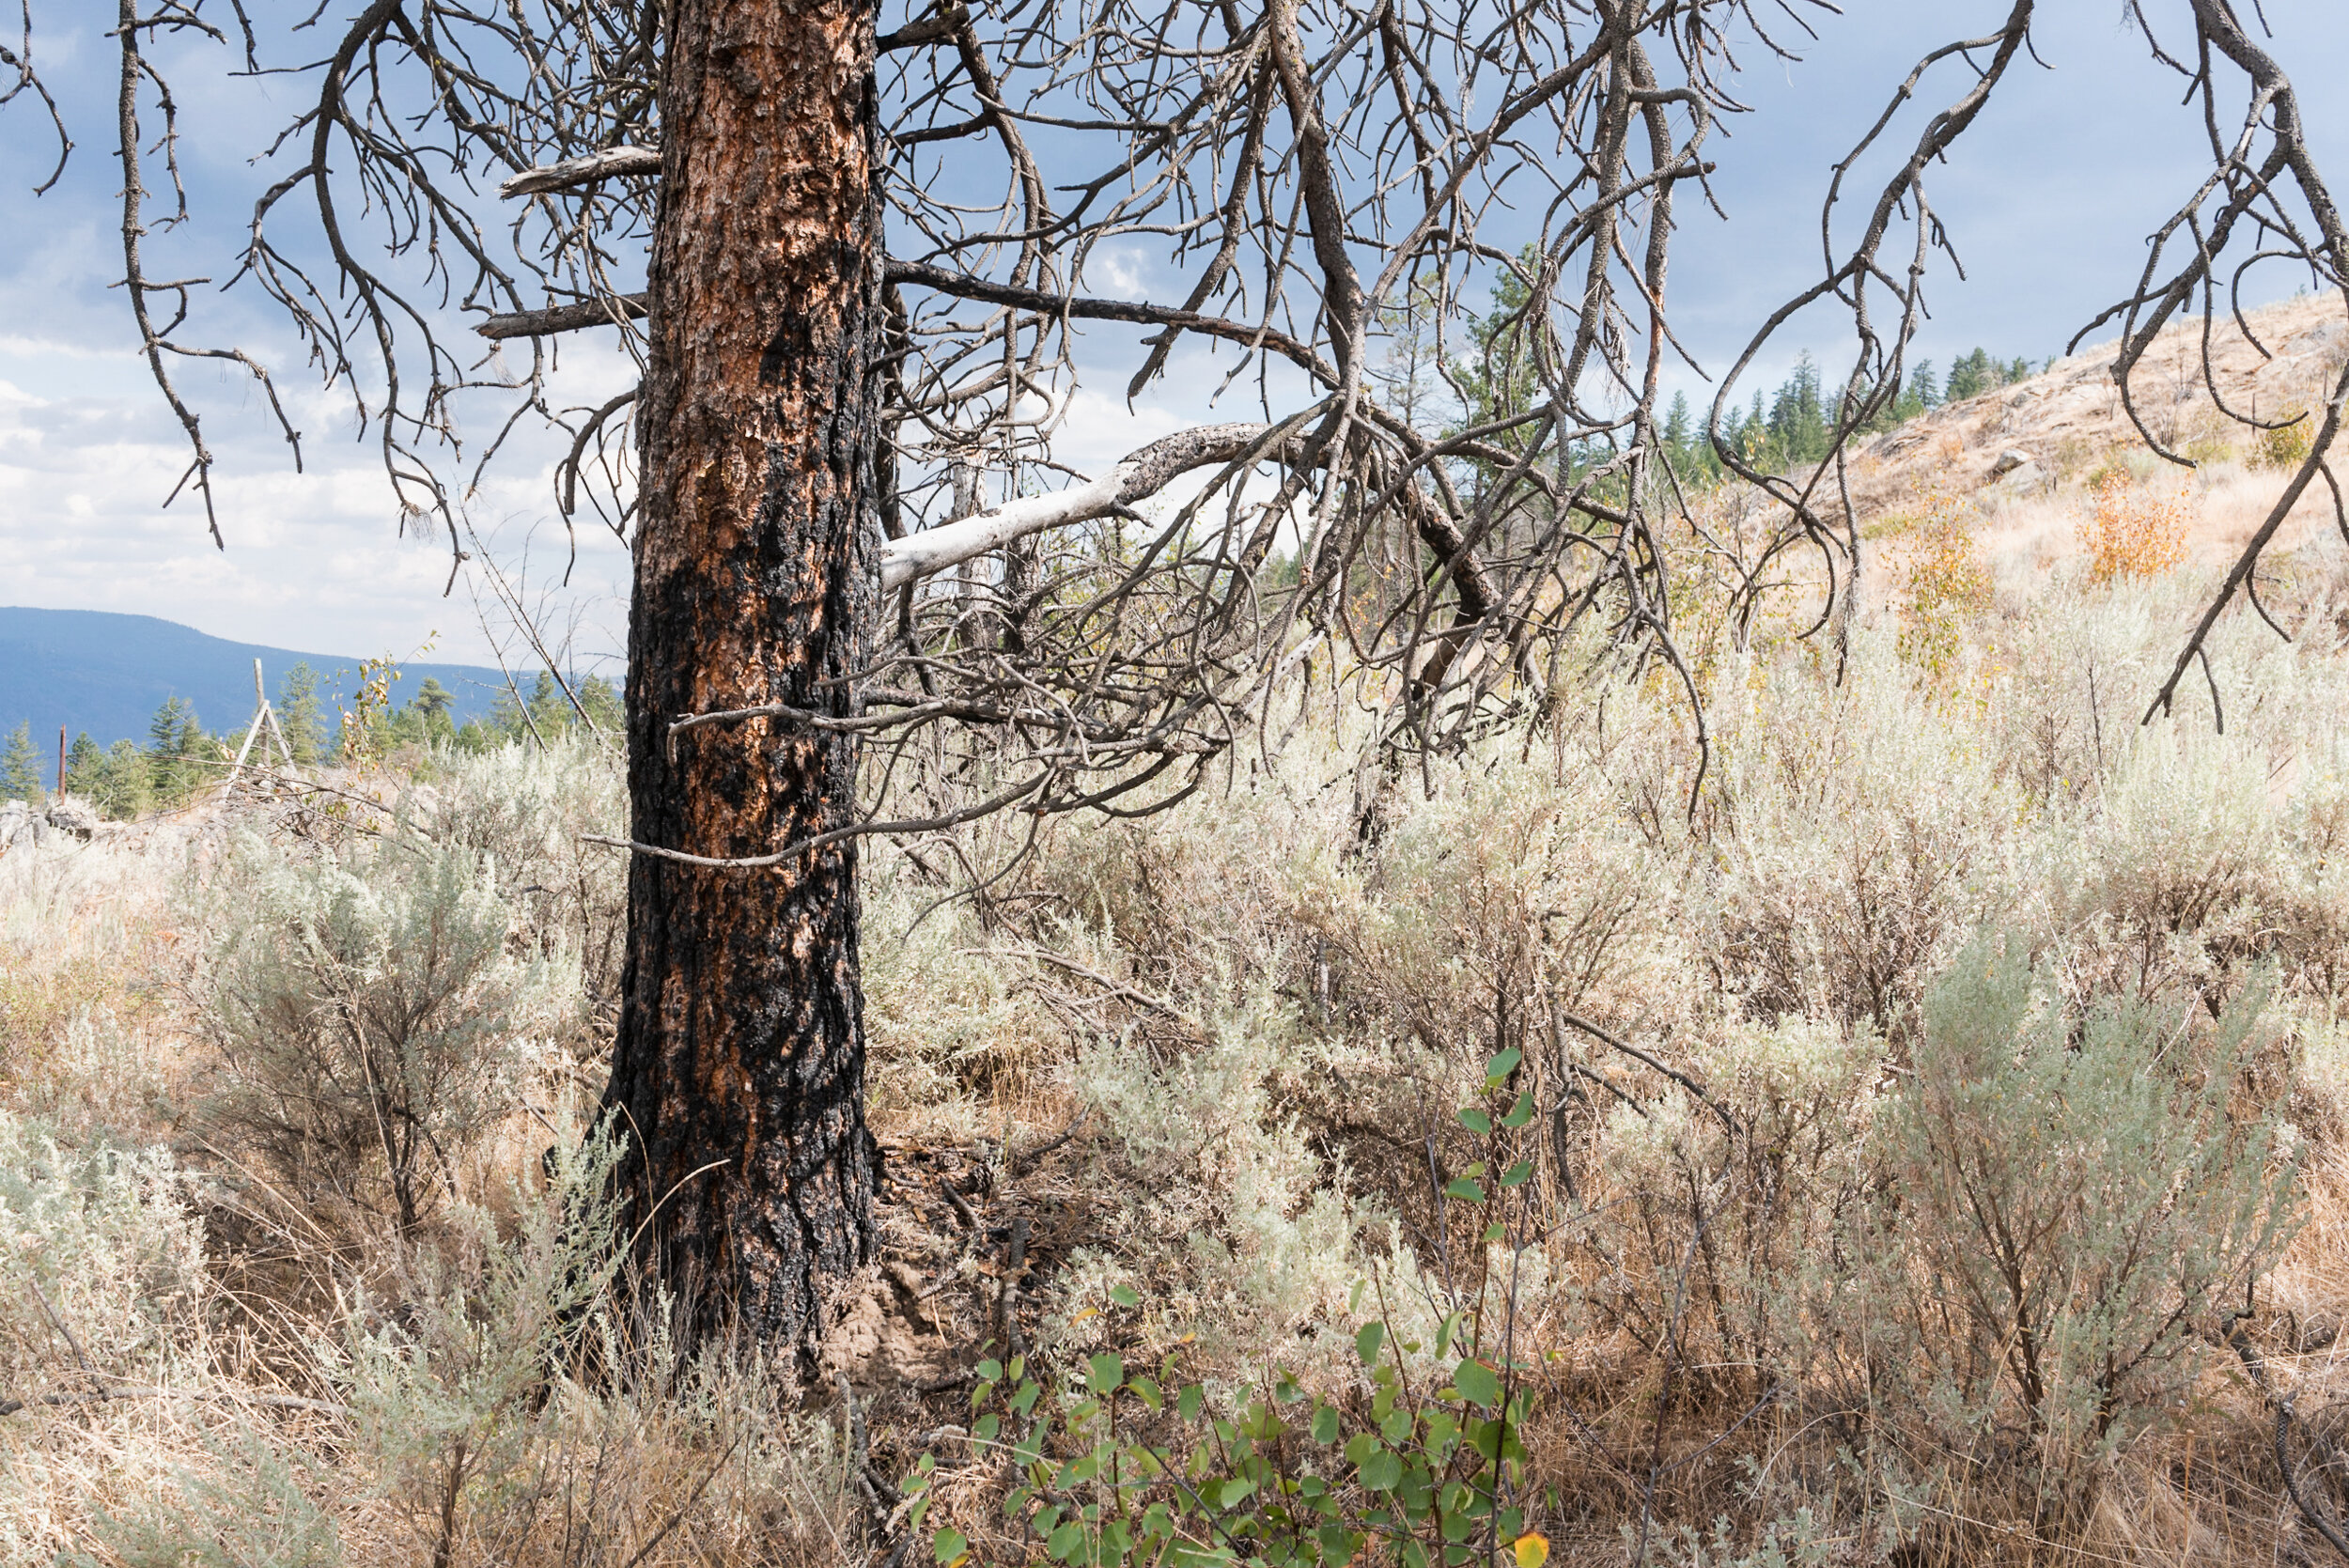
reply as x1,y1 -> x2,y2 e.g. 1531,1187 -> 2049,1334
1896,488 -> 1992,674
2077,468 -> 2189,584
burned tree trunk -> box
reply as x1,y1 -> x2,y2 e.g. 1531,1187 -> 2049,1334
603,0 -> 881,1355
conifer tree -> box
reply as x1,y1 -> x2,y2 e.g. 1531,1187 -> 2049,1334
526,672 -> 572,738
95,739 -> 152,821
489,685 -> 528,744
1909,361 -> 1941,411
1662,392 -> 1703,483
1946,348 -> 1999,402
0,722 -> 44,805
1766,353 -> 1828,468
578,675 -> 624,737
176,707 -> 209,797
409,678 -> 457,741
277,663 -> 324,765
63,733 -> 102,798
148,697 -> 196,807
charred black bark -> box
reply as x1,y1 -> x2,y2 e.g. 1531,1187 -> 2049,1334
602,0 -> 882,1357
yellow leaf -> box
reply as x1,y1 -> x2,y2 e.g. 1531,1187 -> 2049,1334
1070,1307 -> 1099,1325
1514,1532 -> 1551,1568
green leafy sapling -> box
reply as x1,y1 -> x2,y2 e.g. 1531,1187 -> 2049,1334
908,1049 -> 1555,1568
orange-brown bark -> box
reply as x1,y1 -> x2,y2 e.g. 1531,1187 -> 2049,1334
604,0 -> 881,1354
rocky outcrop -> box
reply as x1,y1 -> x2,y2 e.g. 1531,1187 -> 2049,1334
46,799 -> 101,841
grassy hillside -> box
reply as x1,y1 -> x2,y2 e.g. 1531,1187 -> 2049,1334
1844,291 -> 2348,593
5,320 -> 2349,1562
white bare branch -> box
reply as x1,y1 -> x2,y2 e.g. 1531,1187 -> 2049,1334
879,424 -> 1276,590
499,144 -> 661,197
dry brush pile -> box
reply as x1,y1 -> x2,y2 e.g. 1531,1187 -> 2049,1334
10,531 -> 2349,1562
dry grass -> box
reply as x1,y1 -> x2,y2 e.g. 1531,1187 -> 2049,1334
12,514 -> 2349,1562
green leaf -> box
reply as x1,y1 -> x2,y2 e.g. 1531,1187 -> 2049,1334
1090,1354 -> 1126,1395
974,1413 -> 1002,1442
1485,1047 -> 1522,1081
1214,1478 -> 1257,1510
1011,1381 -> 1041,1416
977,1358 -> 1003,1383
1312,1404 -> 1340,1444
1500,1159 -> 1533,1188
1344,1432 -> 1380,1465
1178,1384 -> 1205,1421
1109,1283 -> 1142,1308
1130,1375 -> 1164,1412
1355,1321 -> 1386,1365
1048,1519 -> 1088,1561
932,1529 -> 970,1566
1359,1448 -> 1404,1491
1500,1091 -> 1535,1129
1455,1107 -> 1492,1135
1443,1177 -> 1486,1204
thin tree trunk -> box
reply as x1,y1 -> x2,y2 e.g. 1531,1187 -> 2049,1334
604,0 -> 881,1357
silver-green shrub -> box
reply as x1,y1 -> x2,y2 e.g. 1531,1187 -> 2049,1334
196,831 -> 576,1232
337,1126 -> 626,1560
423,737 -> 628,1029
72,1429 -> 343,1568
1831,935 -> 2295,1521
0,1107 -> 202,1389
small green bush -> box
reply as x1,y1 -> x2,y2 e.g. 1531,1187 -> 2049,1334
425,738 -> 628,1028
2256,408 -> 2314,471
73,1430 -> 342,1568
339,1125 -> 628,1562
912,1051 -> 1557,1568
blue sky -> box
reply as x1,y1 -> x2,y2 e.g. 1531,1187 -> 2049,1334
0,1 -> 2341,668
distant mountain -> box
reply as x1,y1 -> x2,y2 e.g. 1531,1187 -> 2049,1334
0,607 -> 560,753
